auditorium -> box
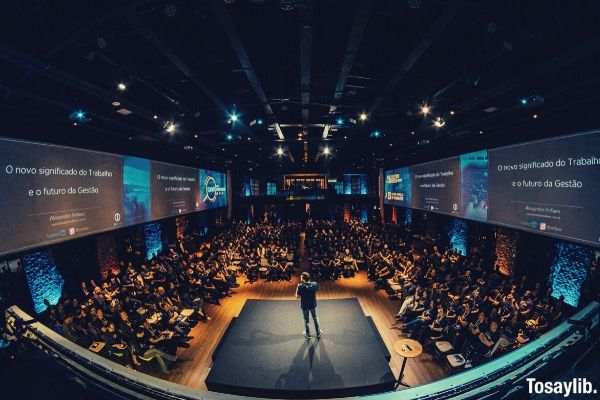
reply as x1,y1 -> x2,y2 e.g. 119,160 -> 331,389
0,2 -> 599,400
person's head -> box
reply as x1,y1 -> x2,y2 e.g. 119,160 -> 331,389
490,320 -> 499,332
301,272 -> 310,283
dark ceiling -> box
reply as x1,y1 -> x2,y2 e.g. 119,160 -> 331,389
1,0 -> 600,176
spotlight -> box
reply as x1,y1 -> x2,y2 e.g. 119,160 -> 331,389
112,101 -> 121,107
433,117 -> 446,128
228,112 -> 239,124
164,121 -> 177,134
336,117 -> 344,125
449,110 -> 455,116
359,112 -> 368,122
70,109 -> 89,123
370,130 -> 382,138
226,133 -> 234,141
520,98 -> 528,105
323,146 -> 331,155
276,147 -> 284,156
117,82 -> 127,91
420,104 -> 431,116
532,114 -> 539,119
257,118 -> 263,125
153,115 -> 158,120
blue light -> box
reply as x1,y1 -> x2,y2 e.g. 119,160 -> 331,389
370,130 -> 382,138
549,242 -> 591,307
70,109 -> 88,123
228,112 -> 239,123
448,218 -> 468,256
257,118 -> 263,125
336,117 -> 344,125
520,98 -> 528,105
226,133 -> 234,141
144,222 -> 164,260
23,250 -> 64,314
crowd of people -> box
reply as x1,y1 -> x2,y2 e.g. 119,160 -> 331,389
30,217 -> 595,373
42,222 -> 301,372
305,219 -> 577,365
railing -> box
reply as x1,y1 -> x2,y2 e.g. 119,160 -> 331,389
5,301 -> 599,400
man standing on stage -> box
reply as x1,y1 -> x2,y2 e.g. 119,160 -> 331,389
296,272 -> 321,339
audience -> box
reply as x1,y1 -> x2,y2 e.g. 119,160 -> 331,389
38,218 -> 585,373
305,219 -> 575,365
43,221 -> 301,372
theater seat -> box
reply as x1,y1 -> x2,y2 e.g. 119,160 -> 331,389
435,340 -> 454,354
446,353 -> 467,370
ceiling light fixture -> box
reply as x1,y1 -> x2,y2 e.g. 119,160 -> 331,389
433,117 -> 446,128
117,82 -> 127,91
420,103 -> 431,116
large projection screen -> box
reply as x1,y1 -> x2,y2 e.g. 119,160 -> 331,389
0,137 -> 227,256
383,130 -> 600,247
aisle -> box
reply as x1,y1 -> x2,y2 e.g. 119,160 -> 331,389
164,235 -> 446,391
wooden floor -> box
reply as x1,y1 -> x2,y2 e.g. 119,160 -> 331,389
162,236 -> 446,392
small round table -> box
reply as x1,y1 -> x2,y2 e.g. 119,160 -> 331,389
393,338 -> 423,388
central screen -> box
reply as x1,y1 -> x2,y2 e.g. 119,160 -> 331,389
384,130 -> 600,247
0,138 -> 227,256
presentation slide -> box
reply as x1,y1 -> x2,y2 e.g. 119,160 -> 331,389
488,131 -> 600,246
151,161 -> 201,219
123,157 -> 151,225
0,138 -> 228,256
0,138 -> 124,255
199,169 -> 228,209
384,167 -> 412,207
411,158 -> 460,215
460,150 -> 488,222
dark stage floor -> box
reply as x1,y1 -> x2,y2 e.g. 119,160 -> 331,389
205,298 -> 396,398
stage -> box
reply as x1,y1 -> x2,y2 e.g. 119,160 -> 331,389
205,298 -> 395,398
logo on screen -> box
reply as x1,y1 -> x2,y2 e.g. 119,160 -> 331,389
114,212 -> 121,223
202,176 -> 218,202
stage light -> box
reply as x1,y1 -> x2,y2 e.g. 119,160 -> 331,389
153,115 -> 158,120
336,117 -> 344,125
359,112 -> 368,122
117,82 -> 127,91
410,131 -> 415,135
165,121 -> 177,134
112,101 -> 121,107
194,134 -> 198,138
228,112 -> 239,124
479,130 -> 484,135
226,133 -> 234,141
343,135 -> 348,140
257,118 -> 263,125
70,109 -> 88,123
370,130 -> 382,138
533,114 -> 539,119
449,110 -> 455,115
420,104 -> 431,116
433,117 -> 446,128
276,147 -> 284,156
323,146 -> 331,155
520,98 -> 528,105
